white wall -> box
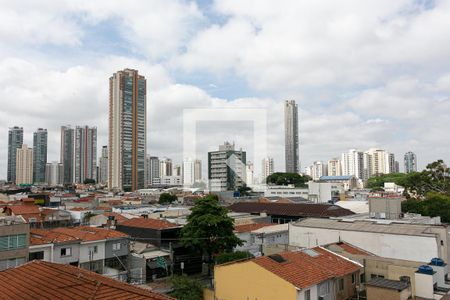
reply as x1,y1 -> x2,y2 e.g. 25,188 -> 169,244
79,241 -> 106,264
297,285 -> 318,300
289,226 -> 439,263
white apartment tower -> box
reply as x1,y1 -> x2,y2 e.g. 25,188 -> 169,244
15,144 -> 33,185
341,149 -> 364,180
109,69 -> 147,192
327,158 -> 342,176
261,157 -> 274,183
404,151 -> 417,173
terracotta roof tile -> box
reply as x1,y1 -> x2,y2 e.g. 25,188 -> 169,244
234,223 -> 276,233
228,202 -> 354,218
329,242 -> 374,256
0,260 -> 173,299
253,247 -> 361,289
30,228 -> 80,245
30,227 -> 128,245
103,212 -> 129,224
119,218 -> 179,230
7,205 -> 40,215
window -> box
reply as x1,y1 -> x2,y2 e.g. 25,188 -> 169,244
305,289 -> 311,300
61,247 -> 72,257
0,234 -> 27,251
112,242 -> 121,251
29,251 -> 44,260
352,273 -> 356,284
339,278 -> 344,291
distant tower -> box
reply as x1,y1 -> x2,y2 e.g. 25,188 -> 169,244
45,162 -> 63,186
109,69 -> 147,191
194,159 -> 202,182
7,126 -> 23,183
16,144 -> 33,185
404,152 -> 417,173
208,142 -> 246,191
33,128 -> 48,184
99,146 -> 108,185
74,125 -> 97,183
60,126 -> 74,185
261,157 -> 274,183
284,100 -> 299,173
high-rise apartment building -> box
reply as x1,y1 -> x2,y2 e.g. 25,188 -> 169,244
246,161 -> 254,186
208,142 -> 246,192
284,100 -> 299,173
15,144 -> 33,185
365,148 -> 393,176
404,151 -> 417,173
74,126 -> 97,183
159,157 -> 173,177
148,156 -> 160,186
98,146 -> 108,185
183,158 -> 195,187
327,158 -> 342,176
7,126 -> 23,183
45,162 -> 63,186
310,161 -> 326,181
261,157 -> 274,183
33,128 -> 47,184
60,126 -> 74,185
194,159 -> 202,182
341,149 -> 364,180
109,69 -> 147,192
173,165 -> 182,177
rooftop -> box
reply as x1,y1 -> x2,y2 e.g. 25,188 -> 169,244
119,217 -> 179,230
31,227 -> 128,245
292,218 -> 446,237
228,202 -> 354,218
0,260 -> 173,299
252,247 -> 361,289
319,176 -> 355,180
234,223 -> 276,233
366,277 -> 409,291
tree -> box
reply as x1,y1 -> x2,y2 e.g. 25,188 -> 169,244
180,195 -> 243,274
402,160 -> 450,198
367,173 -> 408,190
215,251 -> 254,264
169,275 -> 204,300
266,172 -> 310,187
159,193 -> 177,204
402,192 -> 450,222
237,184 -> 252,196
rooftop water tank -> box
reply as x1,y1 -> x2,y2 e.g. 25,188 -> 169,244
430,258 -> 445,266
417,265 -> 434,275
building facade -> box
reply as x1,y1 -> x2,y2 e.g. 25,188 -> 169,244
109,69 -> 147,192
0,216 -> 29,271
183,158 -> 195,187
327,158 -> 342,177
74,126 -> 97,184
45,162 -> 63,186
284,100 -> 299,174
341,149 -> 364,180
159,157 -> 172,177
16,144 -> 33,185
33,128 -> 47,184
99,145 -> 108,185
7,126 -> 23,183
208,142 -> 246,192
261,157 -> 274,183
60,126 -> 74,185
404,151 -> 417,173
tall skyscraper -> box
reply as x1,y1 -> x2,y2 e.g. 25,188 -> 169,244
159,157 -> 173,177
327,158 -> 342,176
284,100 -> 299,173
183,158 -> 195,187
74,126 -> 97,183
208,142 -> 246,191
404,151 -> 417,173
365,148 -> 392,176
60,126 -> 74,185
173,164 -> 182,177
261,157 -> 274,183
109,69 -> 147,191
99,146 -> 108,185
33,128 -> 47,184
7,126 -> 23,183
45,162 -> 63,186
16,144 -> 33,185
310,161 -> 326,180
149,156 -> 160,185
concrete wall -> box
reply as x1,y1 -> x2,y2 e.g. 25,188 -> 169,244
366,285 -> 407,300
289,225 -> 444,263
53,242 -> 80,264
105,238 -> 129,259
214,260 -> 298,300
79,241 -> 105,264
0,222 -> 29,262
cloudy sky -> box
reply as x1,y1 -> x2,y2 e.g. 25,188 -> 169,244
1,0 -> 450,180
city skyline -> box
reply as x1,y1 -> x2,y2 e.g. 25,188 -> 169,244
1,1 -> 450,180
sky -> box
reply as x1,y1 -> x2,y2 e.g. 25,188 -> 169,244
1,0 -> 450,180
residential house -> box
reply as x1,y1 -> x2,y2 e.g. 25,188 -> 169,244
0,260 -> 173,299
365,277 -> 412,300
0,216 -> 29,271
234,223 -> 288,255
214,247 -> 362,300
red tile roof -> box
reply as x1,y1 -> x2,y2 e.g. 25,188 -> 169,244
30,227 -> 128,245
253,247 -> 361,289
234,223 -> 276,233
119,218 -> 179,230
7,205 -> 40,215
228,202 -> 354,218
103,212 -> 129,224
329,242 -> 374,256
0,260 -> 173,299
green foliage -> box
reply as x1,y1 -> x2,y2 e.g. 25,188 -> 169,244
367,173 -> 409,190
83,178 -> 96,184
266,172 -> 311,187
159,193 -> 177,204
402,192 -> 450,222
169,275 -> 204,300
215,251 -> 254,265
180,195 -> 243,257
237,184 -> 252,196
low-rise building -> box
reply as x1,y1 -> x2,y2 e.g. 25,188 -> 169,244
214,247 -> 362,300
0,216 -> 29,271
366,277 -> 412,300
264,185 -> 309,198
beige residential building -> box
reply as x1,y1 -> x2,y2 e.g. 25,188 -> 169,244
15,144 -> 33,185
327,158 -> 342,176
